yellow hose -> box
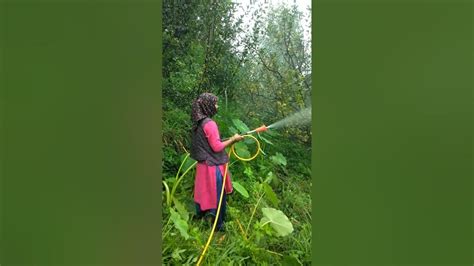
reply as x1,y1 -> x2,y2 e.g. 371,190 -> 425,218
196,134 -> 261,265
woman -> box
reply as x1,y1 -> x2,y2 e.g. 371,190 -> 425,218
190,93 -> 243,231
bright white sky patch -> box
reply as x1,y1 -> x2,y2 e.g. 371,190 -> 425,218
231,0 -> 311,51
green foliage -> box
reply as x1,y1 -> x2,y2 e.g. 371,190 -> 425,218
260,207 -> 294,237
163,108 -> 192,174
243,165 -> 254,179
235,3 -> 312,145
163,153 -> 197,208
271,152 -> 287,166
173,198 -> 189,222
163,115 -> 311,265
262,183 -> 280,207
233,141 -> 251,158
180,153 -> 197,175
170,208 -> 190,240
232,181 -> 249,198
232,118 -> 251,133
258,134 -> 274,145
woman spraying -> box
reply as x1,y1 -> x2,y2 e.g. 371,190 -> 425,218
190,93 -> 244,231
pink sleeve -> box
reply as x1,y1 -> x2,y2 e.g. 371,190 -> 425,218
203,120 -> 226,152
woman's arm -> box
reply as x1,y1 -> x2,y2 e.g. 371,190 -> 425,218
203,121 -> 243,152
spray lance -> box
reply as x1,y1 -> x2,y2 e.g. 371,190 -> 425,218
244,124 -> 270,134
222,124 -> 271,141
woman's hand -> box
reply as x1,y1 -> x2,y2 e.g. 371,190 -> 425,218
231,133 -> 244,143
222,133 -> 244,148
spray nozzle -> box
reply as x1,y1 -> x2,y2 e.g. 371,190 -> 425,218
245,125 -> 268,134
255,125 -> 268,133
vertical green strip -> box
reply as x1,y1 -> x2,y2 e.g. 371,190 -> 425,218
3,1 -> 162,264
157,0 -> 163,262
313,0 -> 472,264
0,1 -> 5,264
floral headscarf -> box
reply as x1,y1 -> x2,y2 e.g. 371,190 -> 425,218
191,93 -> 218,130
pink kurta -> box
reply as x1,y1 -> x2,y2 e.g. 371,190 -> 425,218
193,120 -> 233,211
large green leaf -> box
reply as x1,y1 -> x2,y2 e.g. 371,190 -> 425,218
232,119 -> 250,133
270,152 -> 287,166
234,142 -> 250,158
170,208 -> 190,239
232,181 -> 249,198
262,183 -> 280,207
260,207 -> 294,237
229,126 -> 238,135
243,136 -> 256,145
172,198 -> 189,221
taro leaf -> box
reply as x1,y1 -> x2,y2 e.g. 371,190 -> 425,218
243,137 -> 260,156
232,181 -> 249,198
234,142 -> 250,158
232,119 -> 250,133
172,198 -> 189,221
262,183 -> 280,207
260,207 -> 294,237
170,208 -> 190,239
243,137 -> 255,145
271,152 -> 287,166
229,126 -> 238,135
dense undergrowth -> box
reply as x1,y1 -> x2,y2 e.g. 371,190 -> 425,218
162,114 -> 311,265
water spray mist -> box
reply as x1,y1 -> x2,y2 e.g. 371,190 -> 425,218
243,107 -> 311,135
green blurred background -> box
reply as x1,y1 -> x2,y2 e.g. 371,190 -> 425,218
1,2 -> 162,265
313,0 -> 472,265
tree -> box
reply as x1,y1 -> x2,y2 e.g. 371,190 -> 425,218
236,3 -> 312,143
162,0 -> 246,170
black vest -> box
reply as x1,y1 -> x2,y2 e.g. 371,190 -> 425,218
190,118 -> 229,165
